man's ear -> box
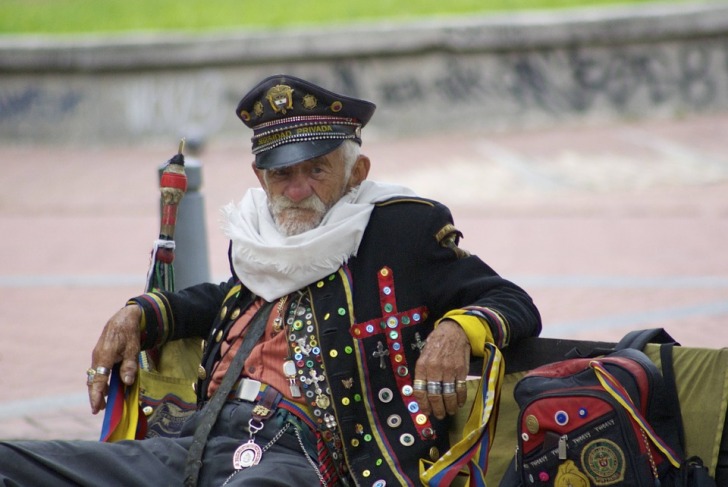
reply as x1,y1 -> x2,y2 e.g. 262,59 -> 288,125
347,154 -> 371,189
252,163 -> 267,189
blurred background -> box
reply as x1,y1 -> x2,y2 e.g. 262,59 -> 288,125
1,0 -> 727,440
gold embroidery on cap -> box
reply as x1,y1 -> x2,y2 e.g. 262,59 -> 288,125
266,84 -> 294,114
302,94 -> 318,110
330,101 -> 343,112
253,101 -> 264,118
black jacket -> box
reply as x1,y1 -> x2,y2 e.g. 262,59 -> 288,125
135,196 -> 541,486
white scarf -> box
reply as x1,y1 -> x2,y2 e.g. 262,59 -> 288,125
221,180 -> 417,301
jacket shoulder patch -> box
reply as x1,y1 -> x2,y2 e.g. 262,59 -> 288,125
435,223 -> 470,259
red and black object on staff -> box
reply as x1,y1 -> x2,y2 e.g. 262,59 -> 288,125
146,139 -> 188,294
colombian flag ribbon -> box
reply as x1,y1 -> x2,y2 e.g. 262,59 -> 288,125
420,342 -> 504,486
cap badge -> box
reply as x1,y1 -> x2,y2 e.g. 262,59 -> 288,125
253,101 -> 264,118
302,94 -> 318,110
266,84 -> 294,114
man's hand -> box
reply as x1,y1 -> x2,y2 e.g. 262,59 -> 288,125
413,319 -> 470,420
88,305 -> 142,414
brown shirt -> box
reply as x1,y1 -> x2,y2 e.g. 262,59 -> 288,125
207,298 -> 299,402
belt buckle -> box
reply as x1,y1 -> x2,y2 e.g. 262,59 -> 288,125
234,378 -> 262,402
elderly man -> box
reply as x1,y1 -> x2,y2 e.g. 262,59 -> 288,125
0,74 -> 541,486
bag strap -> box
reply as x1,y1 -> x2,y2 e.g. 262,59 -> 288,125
184,299 -> 274,487
616,328 -> 680,351
590,359 -> 682,469
617,328 -> 686,452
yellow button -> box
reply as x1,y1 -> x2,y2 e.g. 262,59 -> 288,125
230,308 -> 241,320
362,470 -> 370,477
197,365 -> 207,380
219,306 -> 228,319
416,414 -> 427,425
330,350 -> 338,358
216,330 -> 223,342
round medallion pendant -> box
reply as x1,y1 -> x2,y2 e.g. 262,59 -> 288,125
233,441 -> 263,470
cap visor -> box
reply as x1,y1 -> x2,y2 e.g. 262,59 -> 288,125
255,139 -> 346,170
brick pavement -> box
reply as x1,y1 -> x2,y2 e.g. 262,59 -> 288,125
1,113 -> 727,441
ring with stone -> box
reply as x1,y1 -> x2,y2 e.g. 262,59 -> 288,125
86,368 -> 96,385
95,366 -> 111,376
413,379 -> 427,392
426,381 -> 442,395
442,382 -> 456,395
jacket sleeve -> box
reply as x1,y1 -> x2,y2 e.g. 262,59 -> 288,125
371,198 -> 541,352
128,279 -> 235,350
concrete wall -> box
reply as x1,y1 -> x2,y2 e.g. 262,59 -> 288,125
2,2 -> 728,145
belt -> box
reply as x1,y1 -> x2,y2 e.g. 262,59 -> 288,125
230,378 -> 317,433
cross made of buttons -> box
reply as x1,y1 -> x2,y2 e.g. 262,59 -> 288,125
350,266 -> 434,440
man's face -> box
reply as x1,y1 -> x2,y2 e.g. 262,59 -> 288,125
258,148 -> 351,236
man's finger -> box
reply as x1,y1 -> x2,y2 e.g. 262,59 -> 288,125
429,392 -> 446,420
443,392 -> 458,416
456,380 -> 468,408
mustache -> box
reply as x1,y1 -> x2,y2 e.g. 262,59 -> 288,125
269,194 -> 327,214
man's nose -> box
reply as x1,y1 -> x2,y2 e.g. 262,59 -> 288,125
283,171 -> 313,203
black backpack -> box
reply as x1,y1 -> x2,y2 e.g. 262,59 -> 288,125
498,329 -> 715,487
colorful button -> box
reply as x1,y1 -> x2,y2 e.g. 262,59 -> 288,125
329,349 -> 338,358
555,411 -> 569,426
387,414 -> 402,428
415,414 -> 428,425
378,388 -> 393,403
345,346 -> 353,354
387,317 -> 398,328
400,433 -> 415,446
338,308 -> 346,316
230,308 -> 241,320
373,480 -> 386,487
380,268 -> 389,277
407,401 -> 419,413
383,286 -> 392,295
342,397 -> 350,406
401,385 -> 413,396
397,366 -> 409,377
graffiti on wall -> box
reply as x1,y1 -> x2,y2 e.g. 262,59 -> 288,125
1,38 -> 727,141
372,41 -> 727,120
121,70 -> 227,136
0,85 -> 82,124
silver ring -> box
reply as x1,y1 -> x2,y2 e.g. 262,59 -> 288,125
442,382 -> 456,394
413,379 -> 427,392
426,381 -> 442,395
95,366 -> 110,376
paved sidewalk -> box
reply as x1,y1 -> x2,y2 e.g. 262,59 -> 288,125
1,113 -> 727,441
